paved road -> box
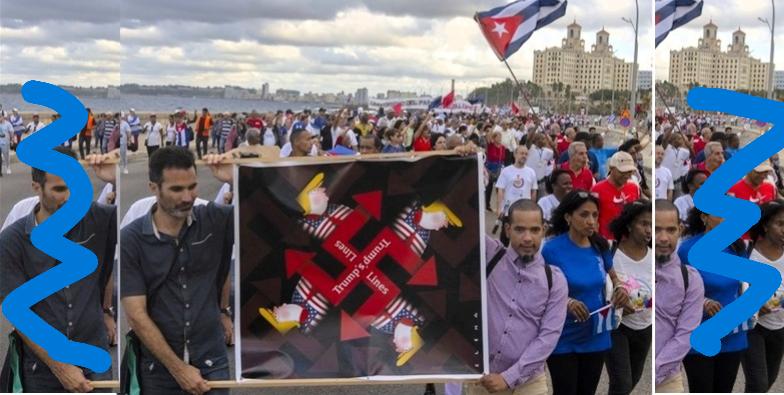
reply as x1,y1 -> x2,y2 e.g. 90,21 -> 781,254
0,129 -> 651,394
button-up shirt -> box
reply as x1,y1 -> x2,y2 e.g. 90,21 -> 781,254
121,202 -> 233,368
0,203 -> 116,369
655,254 -> 704,384
485,236 -> 568,388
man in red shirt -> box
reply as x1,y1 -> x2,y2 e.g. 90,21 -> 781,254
692,128 -> 709,158
591,151 -> 641,240
246,110 -> 264,130
727,160 -> 777,205
560,141 -> 595,191
556,127 -> 575,156
694,141 -> 724,177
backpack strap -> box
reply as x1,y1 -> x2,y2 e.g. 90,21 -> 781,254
486,247 -> 506,278
680,263 -> 689,292
545,263 -> 552,291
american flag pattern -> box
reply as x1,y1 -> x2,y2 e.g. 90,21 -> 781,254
371,296 -> 425,334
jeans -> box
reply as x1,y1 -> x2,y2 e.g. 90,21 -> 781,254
547,352 -> 607,395
683,351 -> 742,392
196,135 -> 209,159
0,143 -> 8,173
605,324 -> 651,395
219,136 -> 227,154
120,142 -> 128,170
742,325 -> 784,393
21,355 -> 112,393
139,354 -> 229,395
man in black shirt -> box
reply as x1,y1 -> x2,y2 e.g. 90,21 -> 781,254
0,146 -> 117,392
122,147 -> 233,395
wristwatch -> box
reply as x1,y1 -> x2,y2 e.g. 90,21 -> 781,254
103,306 -> 115,319
220,306 -> 232,317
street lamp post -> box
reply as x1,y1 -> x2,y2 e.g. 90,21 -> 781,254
759,0 -> 775,100
623,0 -> 639,127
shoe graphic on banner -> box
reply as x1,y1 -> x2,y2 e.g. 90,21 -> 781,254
396,326 -> 424,367
259,306 -> 301,335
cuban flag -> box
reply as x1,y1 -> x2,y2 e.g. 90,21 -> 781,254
592,304 -> 621,335
655,0 -> 704,47
475,0 -> 567,61
730,316 -> 757,335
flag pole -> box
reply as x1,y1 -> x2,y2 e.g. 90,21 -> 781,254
503,59 -> 541,122
654,82 -> 681,133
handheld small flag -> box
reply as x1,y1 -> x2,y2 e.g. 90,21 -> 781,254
591,304 -> 621,335
476,0 -> 568,61
730,316 -> 756,335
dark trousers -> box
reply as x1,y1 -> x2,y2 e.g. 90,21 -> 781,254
683,351 -> 742,393
79,135 -> 91,159
21,355 -> 112,393
547,351 -> 607,395
742,325 -> 784,393
196,135 -> 209,159
485,176 -> 497,211
605,324 -> 651,395
147,145 -> 160,159
139,355 -> 229,395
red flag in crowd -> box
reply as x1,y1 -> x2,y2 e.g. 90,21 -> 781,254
442,91 -> 455,108
392,102 -> 403,116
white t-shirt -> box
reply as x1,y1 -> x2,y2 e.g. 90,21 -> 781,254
495,165 -> 538,213
674,194 -> 694,223
613,248 -> 653,330
144,121 -> 164,147
2,196 -> 39,231
262,128 -> 277,146
537,194 -> 560,224
97,183 -> 115,205
332,126 -> 357,149
120,196 -> 209,229
279,142 -> 320,158
166,124 -> 177,144
661,145 -> 691,180
25,121 -> 46,133
526,145 -> 554,181
655,166 -> 674,200
214,183 -> 232,204
750,248 -> 784,330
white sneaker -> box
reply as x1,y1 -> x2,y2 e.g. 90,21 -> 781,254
123,168 -> 129,174
5,168 -> 10,175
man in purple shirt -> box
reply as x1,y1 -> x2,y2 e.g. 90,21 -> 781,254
458,199 -> 568,395
655,200 -> 704,392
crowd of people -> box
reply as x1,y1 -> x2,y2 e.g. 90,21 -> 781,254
0,101 -> 656,394
654,113 -> 784,393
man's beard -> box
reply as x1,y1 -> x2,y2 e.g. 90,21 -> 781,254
655,254 -> 671,264
161,202 -> 193,219
520,254 -> 534,263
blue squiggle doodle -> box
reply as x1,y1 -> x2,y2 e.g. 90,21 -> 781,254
1,81 -> 111,372
687,88 -> 783,356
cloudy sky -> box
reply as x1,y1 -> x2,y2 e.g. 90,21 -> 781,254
656,0 -> 780,81
1,0 -> 652,96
